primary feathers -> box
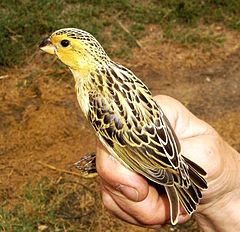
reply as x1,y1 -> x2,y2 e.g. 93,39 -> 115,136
40,28 -> 207,225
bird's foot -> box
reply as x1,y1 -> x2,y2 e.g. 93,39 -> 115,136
74,152 -> 97,178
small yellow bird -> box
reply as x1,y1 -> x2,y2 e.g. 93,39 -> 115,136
39,28 -> 207,225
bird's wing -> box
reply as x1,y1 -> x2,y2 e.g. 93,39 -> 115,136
87,66 -> 188,186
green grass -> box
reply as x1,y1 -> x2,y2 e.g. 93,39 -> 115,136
0,177 -> 63,231
0,0 -> 240,65
0,176 -> 118,232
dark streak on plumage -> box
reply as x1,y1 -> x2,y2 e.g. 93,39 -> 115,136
110,69 -> 119,80
116,132 -> 125,146
105,126 -> 114,138
156,127 -> 166,142
128,132 -> 141,146
113,92 -> 120,103
128,101 -> 134,110
114,117 -> 123,130
104,114 -> 113,124
97,72 -> 103,85
155,119 -> 161,127
139,91 -> 149,104
114,83 -> 120,91
122,84 -> 130,91
138,133 -> 148,143
126,91 -> 132,101
104,136 -> 114,147
118,104 -> 123,112
145,126 -> 155,135
107,70 -> 114,83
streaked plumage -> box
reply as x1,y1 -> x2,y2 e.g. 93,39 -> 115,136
39,28 -> 207,225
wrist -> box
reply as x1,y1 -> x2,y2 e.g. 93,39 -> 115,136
195,187 -> 240,232
195,143 -> 240,232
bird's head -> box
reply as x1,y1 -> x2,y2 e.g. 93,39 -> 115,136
39,28 -> 109,71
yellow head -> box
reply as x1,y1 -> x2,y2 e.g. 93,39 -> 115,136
39,28 -> 109,71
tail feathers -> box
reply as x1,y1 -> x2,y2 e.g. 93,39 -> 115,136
165,182 -> 202,224
150,157 -> 207,225
183,156 -> 208,190
165,158 -> 208,223
155,182 -> 206,225
183,155 -> 207,176
175,183 -> 200,215
165,186 -> 179,225
174,157 -> 207,215
188,166 -> 208,189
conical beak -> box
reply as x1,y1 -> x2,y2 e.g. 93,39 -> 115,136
39,37 -> 55,55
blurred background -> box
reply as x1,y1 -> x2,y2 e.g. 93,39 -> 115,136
0,0 -> 239,231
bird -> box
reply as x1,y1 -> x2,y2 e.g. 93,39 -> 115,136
39,28 -> 207,225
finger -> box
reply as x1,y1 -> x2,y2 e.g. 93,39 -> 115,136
101,186 -> 141,225
102,186 -> 163,229
180,135 -> 222,180
103,177 -> 189,224
153,95 -> 217,139
108,184 -> 170,225
96,141 -> 149,201
153,95 -> 179,130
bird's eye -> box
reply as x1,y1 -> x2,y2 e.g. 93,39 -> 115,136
60,39 -> 70,47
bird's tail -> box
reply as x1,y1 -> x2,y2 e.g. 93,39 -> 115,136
165,156 -> 207,225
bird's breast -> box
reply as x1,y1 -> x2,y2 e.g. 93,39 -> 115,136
75,84 -> 90,118
71,69 -> 92,118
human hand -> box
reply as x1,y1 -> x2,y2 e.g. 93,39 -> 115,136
96,95 -> 240,230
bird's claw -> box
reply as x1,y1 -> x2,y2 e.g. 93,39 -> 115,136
74,152 -> 97,177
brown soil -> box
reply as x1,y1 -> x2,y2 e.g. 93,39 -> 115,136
0,26 -> 239,231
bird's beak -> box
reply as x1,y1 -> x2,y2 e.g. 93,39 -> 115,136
39,37 -> 55,55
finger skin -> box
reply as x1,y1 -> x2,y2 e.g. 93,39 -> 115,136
96,141 -> 149,202
153,95 -> 216,139
101,186 -> 141,225
101,177 -> 190,226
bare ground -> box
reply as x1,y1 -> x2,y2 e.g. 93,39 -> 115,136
0,26 -> 239,231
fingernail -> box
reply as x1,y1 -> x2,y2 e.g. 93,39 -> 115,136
117,185 -> 139,201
